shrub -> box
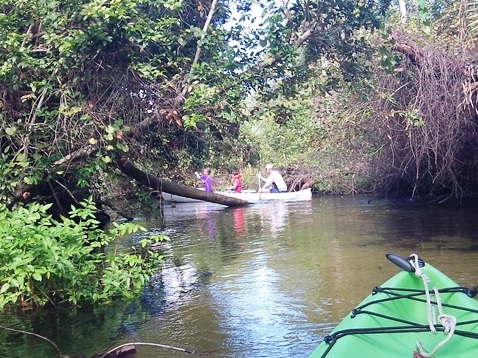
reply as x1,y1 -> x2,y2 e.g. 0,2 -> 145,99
0,198 -> 166,309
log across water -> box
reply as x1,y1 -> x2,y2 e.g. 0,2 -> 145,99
117,157 -> 249,207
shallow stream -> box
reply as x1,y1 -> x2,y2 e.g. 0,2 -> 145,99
1,195 -> 478,357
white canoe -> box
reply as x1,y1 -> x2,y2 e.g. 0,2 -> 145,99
162,188 -> 312,204
161,192 -> 202,203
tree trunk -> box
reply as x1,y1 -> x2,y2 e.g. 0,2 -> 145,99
116,157 -> 249,207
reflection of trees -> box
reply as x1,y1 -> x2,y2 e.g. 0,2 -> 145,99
0,300 -> 134,357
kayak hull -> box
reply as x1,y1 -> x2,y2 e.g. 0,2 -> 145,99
310,257 -> 478,357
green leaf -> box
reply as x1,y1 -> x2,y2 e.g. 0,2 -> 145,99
0,283 -> 9,293
5,127 -> 16,136
116,142 -> 129,152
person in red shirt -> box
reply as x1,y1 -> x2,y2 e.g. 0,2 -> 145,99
229,170 -> 243,193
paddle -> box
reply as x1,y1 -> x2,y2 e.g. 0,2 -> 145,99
257,171 -> 261,200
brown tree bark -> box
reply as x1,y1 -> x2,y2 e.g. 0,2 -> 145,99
116,157 -> 249,207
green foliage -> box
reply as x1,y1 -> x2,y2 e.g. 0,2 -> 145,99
0,0 -> 394,209
0,0 -> 195,202
243,90 -> 318,168
0,149 -> 43,204
0,197 -> 166,309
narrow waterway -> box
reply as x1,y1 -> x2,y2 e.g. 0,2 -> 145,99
1,195 -> 478,358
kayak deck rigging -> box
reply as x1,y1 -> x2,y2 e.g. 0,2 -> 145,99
322,286 -> 478,346
311,254 -> 478,358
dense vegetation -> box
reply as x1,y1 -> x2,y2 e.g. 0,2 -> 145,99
0,197 -> 166,309
0,0 -> 389,212
1,0 -> 478,308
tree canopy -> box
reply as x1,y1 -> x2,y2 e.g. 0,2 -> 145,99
0,0 -> 390,211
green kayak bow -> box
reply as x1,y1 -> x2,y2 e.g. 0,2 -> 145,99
310,253 -> 478,358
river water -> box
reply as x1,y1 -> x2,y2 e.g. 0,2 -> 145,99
1,195 -> 478,357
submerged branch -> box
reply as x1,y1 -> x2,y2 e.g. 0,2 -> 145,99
0,324 -> 63,356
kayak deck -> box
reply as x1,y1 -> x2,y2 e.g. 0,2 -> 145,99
310,255 -> 478,357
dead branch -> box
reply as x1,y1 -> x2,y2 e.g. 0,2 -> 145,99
54,144 -> 98,165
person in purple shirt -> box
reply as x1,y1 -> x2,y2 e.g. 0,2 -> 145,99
195,168 -> 214,192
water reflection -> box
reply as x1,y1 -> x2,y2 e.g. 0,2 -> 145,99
193,204 -> 222,239
232,207 -> 246,239
210,254 -> 309,357
257,202 -> 289,238
2,197 -> 478,357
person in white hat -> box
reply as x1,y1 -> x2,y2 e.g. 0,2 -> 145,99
258,164 -> 287,193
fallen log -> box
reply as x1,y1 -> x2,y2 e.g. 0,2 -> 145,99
116,157 -> 249,207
